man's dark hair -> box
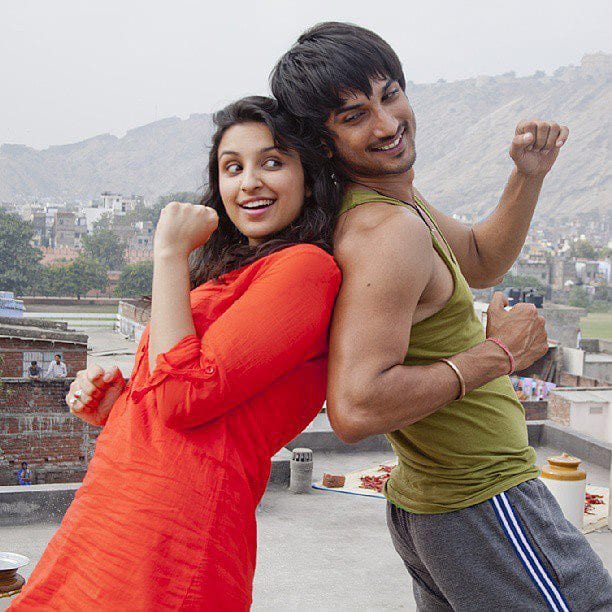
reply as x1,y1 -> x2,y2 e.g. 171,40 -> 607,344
55,354 -> 61,359
270,22 -> 405,146
21,462 -> 27,467
31,361 -> 37,366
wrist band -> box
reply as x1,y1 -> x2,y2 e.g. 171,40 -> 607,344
440,358 -> 466,401
486,337 -> 515,375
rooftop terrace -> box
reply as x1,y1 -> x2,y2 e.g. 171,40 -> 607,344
1,447 -> 610,610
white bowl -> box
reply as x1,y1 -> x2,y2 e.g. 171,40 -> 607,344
0,552 -> 30,571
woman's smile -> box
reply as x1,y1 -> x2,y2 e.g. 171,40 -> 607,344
237,197 -> 277,219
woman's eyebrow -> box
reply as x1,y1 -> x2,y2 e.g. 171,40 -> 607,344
220,146 -> 278,158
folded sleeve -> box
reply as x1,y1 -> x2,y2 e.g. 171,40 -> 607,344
130,247 -> 341,429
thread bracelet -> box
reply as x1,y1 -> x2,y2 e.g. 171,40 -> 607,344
486,337 -> 515,375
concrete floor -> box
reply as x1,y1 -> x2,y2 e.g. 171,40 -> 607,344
1,448 -> 610,611
84,326 -> 138,378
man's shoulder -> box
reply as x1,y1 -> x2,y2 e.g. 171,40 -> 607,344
335,202 -> 431,260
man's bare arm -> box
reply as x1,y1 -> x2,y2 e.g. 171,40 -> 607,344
328,207 -> 510,443
328,205 -> 548,443
413,121 -> 569,288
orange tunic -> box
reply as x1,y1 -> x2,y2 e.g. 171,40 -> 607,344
11,244 -> 340,611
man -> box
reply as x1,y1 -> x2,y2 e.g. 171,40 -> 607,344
17,461 -> 32,485
271,22 -> 612,611
28,360 -> 42,379
46,354 -> 67,379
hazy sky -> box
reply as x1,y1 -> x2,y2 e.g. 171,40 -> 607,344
1,0 -> 610,149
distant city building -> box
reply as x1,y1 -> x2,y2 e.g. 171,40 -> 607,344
129,220 -> 154,251
51,210 -> 76,248
99,192 -> 144,217
511,258 -> 551,286
30,210 -> 50,247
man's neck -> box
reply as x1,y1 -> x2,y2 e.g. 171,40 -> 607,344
348,168 -> 415,202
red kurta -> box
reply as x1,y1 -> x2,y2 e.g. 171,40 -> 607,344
11,244 -> 340,611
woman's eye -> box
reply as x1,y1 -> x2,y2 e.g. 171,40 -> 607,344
226,163 -> 241,174
263,159 -> 282,169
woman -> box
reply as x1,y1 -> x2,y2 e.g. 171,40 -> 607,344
10,97 -> 340,611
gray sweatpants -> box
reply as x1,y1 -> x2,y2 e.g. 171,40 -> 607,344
386,478 -> 612,611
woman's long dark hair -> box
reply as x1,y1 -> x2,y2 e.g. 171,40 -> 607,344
189,96 -> 339,288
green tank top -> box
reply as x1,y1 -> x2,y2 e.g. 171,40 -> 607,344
339,188 -> 538,514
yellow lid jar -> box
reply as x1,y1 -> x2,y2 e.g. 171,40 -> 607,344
540,453 -> 586,529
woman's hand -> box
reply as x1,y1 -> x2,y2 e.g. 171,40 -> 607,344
153,202 -> 219,258
66,365 -> 126,427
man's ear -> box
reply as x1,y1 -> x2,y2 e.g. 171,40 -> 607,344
321,141 -> 334,159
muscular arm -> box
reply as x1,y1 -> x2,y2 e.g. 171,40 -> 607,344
414,120 -> 568,288
414,170 -> 544,289
327,205 -> 510,444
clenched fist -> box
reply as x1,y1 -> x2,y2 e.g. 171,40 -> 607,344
154,201 -> 219,258
66,364 -> 126,427
486,292 -> 548,372
510,120 -> 569,178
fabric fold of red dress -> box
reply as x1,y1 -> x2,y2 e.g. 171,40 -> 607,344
10,244 -> 341,611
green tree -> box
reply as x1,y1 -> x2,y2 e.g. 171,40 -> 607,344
495,274 -> 545,292
115,260 -> 153,297
568,286 -> 589,309
0,210 -> 42,294
597,246 -> 611,259
37,262 -> 72,296
148,192 -> 200,226
65,256 -> 108,299
570,240 -> 598,260
36,256 -> 107,298
82,226 -> 127,271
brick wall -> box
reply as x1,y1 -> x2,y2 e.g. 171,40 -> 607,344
0,338 -> 87,378
0,379 -> 101,485
548,394 -> 571,426
522,401 -> 548,420
559,372 -> 604,387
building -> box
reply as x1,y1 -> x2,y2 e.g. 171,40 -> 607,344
99,192 -> 144,217
0,316 -> 87,378
118,297 -> 151,342
510,258 -> 551,286
0,292 -> 24,318
51,210 -> 76,248
561,339 -> 612,386
30,210 -> 50,247
551,257 -> 577,291
129,220 -> 154,251
548,387 -> 612,444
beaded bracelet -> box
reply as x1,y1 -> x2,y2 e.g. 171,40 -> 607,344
439,358 -> 466,401
486,337 -> 516,375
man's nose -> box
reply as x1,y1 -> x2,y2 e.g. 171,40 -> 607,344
372,108 -> 399,140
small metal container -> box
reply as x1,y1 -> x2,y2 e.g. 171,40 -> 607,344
289,448 -> 313,494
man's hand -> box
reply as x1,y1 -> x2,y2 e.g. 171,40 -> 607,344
153,202 -> 218,258
510,120 -> 569,178
66,365 -> 126,427
486,292 -> 548,372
